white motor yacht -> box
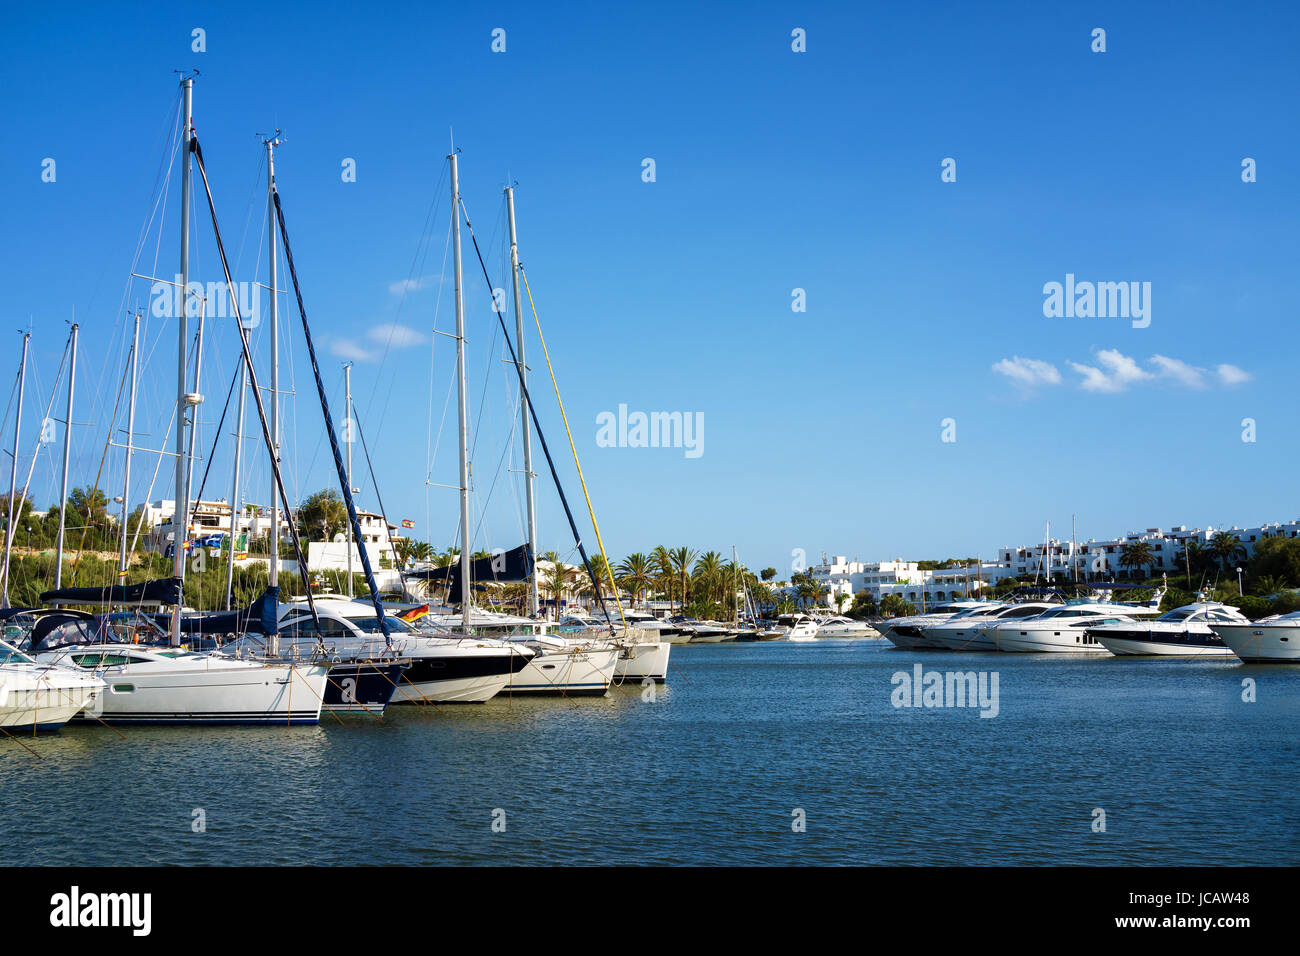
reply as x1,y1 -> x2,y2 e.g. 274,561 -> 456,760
786,614 -> 819,641
1090,602 -> 1246,656
814,616 -> 880,639
925,600 -> 1064,651
989,602 -> 1141,653
0,639 -> 103,734
1209,610 -> 1300,662
881,601 -> 1000,649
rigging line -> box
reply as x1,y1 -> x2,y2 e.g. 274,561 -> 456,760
17,336 -> 71,514
67,346 -> 131,584
351,399 -> 394,564
457,196 -> 610,624
520,266 -> 628,630
127,400 -> 178,561
425,217 -> 456,483
190,135 -> 323,640
190,350 -> 243,506
271,181 -> 392,642
367,162 -> 449,442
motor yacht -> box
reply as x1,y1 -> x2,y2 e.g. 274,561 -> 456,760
880,601 -> 1000,649
989,602 -> 1142,653
786,614 -> 819,641
925,600 -> 1064,651
1089,602 -> 1246,657
1208,610 -> 1300,662
814,616 -> 880,639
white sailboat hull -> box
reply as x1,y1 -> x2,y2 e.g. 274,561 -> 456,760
502,647 -> 619,696
0,668 -> 103,733
614,641 -> 670,683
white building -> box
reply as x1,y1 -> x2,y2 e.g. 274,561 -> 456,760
143,498 -> 288,553
808,554 -> 1011,609
997,520 -> 1300,580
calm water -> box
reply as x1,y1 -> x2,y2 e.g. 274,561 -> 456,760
4,641 -> 1297,866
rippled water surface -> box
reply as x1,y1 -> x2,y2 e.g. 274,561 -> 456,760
4,641 -> 1297,865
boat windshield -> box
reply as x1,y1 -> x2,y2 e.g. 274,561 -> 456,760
1158,608 -> 1197,622
346,615 -> 414,634
0,639 -> 35,664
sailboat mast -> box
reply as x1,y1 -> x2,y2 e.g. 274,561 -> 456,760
344,361 -> 354,598
183,301 -> 206,515
170,76 -> 194,646
225,356 -> 247,610
505,186 -> 538,617
266,135 -> 280,596
449,153 -> 472,629
1,332 -> 30,608
53,323 -> 77,589
118,312 -> 141,576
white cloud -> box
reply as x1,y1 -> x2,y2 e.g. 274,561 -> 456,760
328,339 -> 377,362
1217,363 -> 1253,386
1150,354 -> 1208,389
367,323 -> 426,348
388,276 -> 438,295
1068,349 -> 1152,393
992,356 -> 1061,388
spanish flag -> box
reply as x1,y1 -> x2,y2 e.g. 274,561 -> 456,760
401,519 -> 415,529
397,604 -> 430,623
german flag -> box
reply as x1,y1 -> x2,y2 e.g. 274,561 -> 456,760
397,604 -> 430,623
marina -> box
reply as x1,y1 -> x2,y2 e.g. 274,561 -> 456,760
2,640 -> 1294,867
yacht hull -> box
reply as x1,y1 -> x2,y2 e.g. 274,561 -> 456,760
323,660 -> 409,714
615,641 -> 670,683
78,662 -> 329,724
0,673 -> 102,734
992,628 -> 1109,654
502,648 -> 619,696
1211,623 -> 1300,663
1092,633 -> 1234,657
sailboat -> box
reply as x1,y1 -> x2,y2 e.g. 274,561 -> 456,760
0,637 -> 102,734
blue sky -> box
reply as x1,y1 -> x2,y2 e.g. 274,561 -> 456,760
1,1 -> 1297,575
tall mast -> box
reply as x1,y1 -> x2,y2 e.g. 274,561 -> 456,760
1,332 -> 30,608
449,152 -> 472,629
183,301 -> 206,514
118,312 -> 141,577
266,135 -> 280,595
53,323 -> 77,589
344,361 -> 353,598
505,186 -> 538,616
170,75 -> 194,646
224,356 -> 247,610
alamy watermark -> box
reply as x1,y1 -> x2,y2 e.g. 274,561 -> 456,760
595,403 -> 703,459
1042,273 -> 1150,328
151,274 -> 260,327
891,663 -> 999,718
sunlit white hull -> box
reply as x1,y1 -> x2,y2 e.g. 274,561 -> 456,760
992,626 -> 1109,654
0,666 -> 103,733
615,641 -> 670,683
502,647 -> 619,696
1210,623 -> 1300,663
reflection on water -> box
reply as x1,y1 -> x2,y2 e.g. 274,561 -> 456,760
3,641 -> 1296,865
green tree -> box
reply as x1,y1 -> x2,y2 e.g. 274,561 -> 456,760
1207,530 -> 1246,574
617,552 -> 653,608
1118,541 -> 1157,579
296,489 -> 347,542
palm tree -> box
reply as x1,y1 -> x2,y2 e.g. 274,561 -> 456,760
1177,539 -> 1210,581
617,553 -> 653,608
543,562 -> 576,611
1254,574 -> 1289,597
651,545 -> 673,608
670,546 -> 697,613
1208,531 -> 1246,574
693,551 -> 723,606
1118,541 -> 1156,580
